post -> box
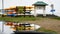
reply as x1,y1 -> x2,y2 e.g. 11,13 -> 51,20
43,6 -> 46,17
2,21 -> 4,32
51,4 -> 54,10
24,6 -> 26,17
1,0 -> 4,17
51,4 -> 54,15
34,6 -> 37,17
2,0 -> 4,32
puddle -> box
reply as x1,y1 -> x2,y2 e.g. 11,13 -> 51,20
0,21 -> 40,34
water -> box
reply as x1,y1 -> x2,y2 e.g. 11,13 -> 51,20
0,21 -> 40,34
0,21 -> 14,34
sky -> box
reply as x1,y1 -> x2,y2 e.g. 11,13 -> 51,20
0,0 -> 60,16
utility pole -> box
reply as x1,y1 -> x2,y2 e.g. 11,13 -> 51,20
2,0 -> 4,32
2,0 -> 4,17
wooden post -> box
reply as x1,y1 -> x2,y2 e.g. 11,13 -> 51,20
24,6 -> 26,17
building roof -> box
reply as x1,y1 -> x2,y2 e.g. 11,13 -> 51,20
33,1 -> 48,6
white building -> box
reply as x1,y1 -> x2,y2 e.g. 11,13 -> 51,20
33,1 -> 48,17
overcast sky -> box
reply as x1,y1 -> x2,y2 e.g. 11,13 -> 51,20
0,0 -> 60,16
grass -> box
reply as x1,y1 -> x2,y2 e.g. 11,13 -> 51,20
52,17 -> 60,20
0,15 -> 60,22
0,16 -> 36,22
0,16 -> 60,22
36,27 -> 57,34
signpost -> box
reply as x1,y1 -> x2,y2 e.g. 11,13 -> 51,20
50,9 -> 55,15
50,4 -> 55,15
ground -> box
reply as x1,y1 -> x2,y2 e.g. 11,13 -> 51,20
0,16 -> 60,34
20,17 -> 60,34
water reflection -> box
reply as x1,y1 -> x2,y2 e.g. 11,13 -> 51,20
0,21 -> 40,34
0,21 -> 14,34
